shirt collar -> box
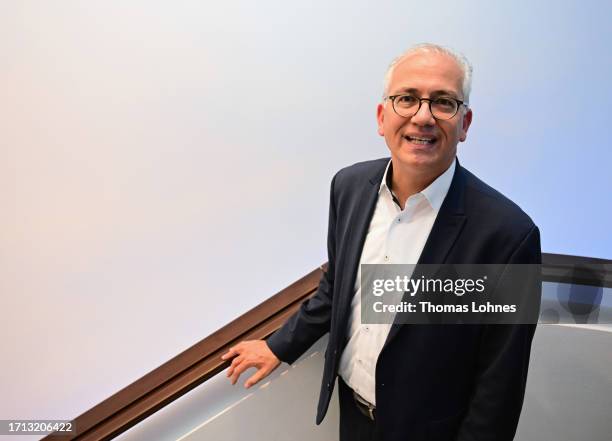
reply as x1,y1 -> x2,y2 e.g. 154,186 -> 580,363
379,158 -> 456,212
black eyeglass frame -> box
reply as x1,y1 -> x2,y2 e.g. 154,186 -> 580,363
386,94 -> 467,120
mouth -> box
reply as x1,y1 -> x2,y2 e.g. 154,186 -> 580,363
403,135 -> 437,146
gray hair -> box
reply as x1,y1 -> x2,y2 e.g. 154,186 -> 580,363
382,43 -> 473,104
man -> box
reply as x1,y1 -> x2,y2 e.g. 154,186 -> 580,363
221,43 -> 541,441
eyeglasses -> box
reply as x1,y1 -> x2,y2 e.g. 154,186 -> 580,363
387,94 -> 466,120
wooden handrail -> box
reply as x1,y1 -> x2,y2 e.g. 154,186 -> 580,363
541,253 -> 612,288
43,254 -> 610,440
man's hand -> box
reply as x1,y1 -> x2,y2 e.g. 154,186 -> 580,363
220,340 -> 281,388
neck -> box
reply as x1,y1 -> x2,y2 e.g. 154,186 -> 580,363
390,157 -> 454,209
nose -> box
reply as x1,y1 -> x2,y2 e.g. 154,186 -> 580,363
411,99 -> 436,126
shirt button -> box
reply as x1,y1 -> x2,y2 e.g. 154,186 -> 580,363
384,255 -> 389,262
364,326 -> 369,332
397,218 -> 401,222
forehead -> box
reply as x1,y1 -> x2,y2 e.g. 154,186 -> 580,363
389,52 -> 464,97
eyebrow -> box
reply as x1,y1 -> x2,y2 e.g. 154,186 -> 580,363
394,87 -> 461,99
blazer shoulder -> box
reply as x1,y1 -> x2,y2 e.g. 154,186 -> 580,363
332,157 -> 388,190
461,167 -> 537,235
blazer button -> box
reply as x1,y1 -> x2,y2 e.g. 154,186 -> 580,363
326,382 -> 331,390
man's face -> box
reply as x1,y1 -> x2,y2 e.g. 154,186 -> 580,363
376,51 -> 472,174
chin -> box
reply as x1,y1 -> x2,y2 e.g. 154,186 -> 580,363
395,150 -> 440,169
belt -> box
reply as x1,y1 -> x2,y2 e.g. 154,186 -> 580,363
352,390 -> 376,421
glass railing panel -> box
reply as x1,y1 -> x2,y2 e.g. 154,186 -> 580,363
116,335 -> 338,441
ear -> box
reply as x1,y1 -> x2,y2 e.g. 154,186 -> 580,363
376,103 -> 385,136
459,107 -> 473,142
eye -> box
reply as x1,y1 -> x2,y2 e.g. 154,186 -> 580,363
395,95 -> 418,107
432,97 -> 456,110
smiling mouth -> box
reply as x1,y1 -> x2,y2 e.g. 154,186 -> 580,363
404,135 -> 437,145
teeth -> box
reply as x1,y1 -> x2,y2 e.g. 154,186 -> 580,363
406,136 -> 435,144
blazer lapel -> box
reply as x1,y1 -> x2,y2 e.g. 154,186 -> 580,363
335,166 -> 385,335
383,163 -> 468,349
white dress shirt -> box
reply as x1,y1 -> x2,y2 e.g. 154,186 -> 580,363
337,158 -> 456,406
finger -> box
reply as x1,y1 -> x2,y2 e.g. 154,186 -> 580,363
230,356 -> 244,368
245,367 -> 269,389
230,361 -> 255,385
220,351 -> 232,360
220,346 -> 238,360
226,356 -> 243,377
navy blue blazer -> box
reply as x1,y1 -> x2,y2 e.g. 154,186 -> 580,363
267,157 -> 541,441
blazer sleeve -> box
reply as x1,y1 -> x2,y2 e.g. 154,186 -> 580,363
455,225 -> 542,441
265,173 -> 338,365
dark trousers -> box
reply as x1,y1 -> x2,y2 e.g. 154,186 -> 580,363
338,376 -> 381,441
